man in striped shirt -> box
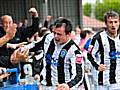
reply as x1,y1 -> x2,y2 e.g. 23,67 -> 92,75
88,11 -> 120,90
11,18 -> 84,90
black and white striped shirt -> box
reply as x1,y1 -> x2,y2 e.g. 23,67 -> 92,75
88,30 -> 120,85
33,33 -> 84,88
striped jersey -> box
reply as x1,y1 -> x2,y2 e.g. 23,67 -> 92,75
88,30 -> 120,85
34,33 -> 84,88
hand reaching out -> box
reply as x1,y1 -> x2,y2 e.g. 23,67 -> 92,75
10,47 -> 29,64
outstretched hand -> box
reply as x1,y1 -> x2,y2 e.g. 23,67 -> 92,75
10,47 -> 29,64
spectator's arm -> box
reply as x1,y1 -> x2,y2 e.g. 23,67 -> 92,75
43,15 -> 52,28
0,35 -> 12,47
7,42 -> 27,49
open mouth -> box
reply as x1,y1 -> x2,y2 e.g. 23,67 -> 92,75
112,27 -> 115,30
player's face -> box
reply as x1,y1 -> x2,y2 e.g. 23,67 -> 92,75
106,17 -> 119,36
53,26 -> 70,45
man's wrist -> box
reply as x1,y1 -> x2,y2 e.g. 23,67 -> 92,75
4,34 -> 11,41
0,35 -> 11,47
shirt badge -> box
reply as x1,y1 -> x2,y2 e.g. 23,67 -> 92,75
60,49 -> 67,58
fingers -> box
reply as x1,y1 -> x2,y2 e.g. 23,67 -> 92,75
6,23 -> 17,33
10,48 -> 20,64
0,73 -> 10,79
29,7 -> 38,17
34,74 -> 40,81
29,7 -> 37,13
20,48 -> 29,62
57,84 -> 64,90
11,23 -> 17,36
6,23 -> 17,39
56,84 -> 69,90
23,48 -> 29,56
98,64 -> 107,71
10,47 -> 29,63
9,23 -> 17,33
13,23 -> 17,29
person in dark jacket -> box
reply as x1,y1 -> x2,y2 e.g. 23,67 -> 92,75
0,7 -> 39,85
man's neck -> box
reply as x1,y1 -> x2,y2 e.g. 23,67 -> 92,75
106,31 -> 118,38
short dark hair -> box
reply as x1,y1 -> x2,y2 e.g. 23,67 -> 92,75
80,30 -> 87,39
104,10 -> 119,24
53,18 -> 72,34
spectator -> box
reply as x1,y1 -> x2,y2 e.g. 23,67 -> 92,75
73,25 -> 81,45
0,15 -> 16,47
0,15 -> 17,68
0,7 -> 39,85
79,29 -> 95,90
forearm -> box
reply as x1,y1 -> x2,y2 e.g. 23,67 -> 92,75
7,42 -> 28,49
87,38 -> 99,70
87,53 -> 99,70
67,64 -> 83,88
7,43 -> 16,49
0,35 -> 11,47
32,16 -> 39,28
43,20 -> 49,28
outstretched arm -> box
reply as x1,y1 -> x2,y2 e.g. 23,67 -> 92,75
10,47 -> 29,64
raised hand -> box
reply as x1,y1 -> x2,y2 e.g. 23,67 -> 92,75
29,7 -> 38,17
6,23 -> 17,40
10,47 -> 29,64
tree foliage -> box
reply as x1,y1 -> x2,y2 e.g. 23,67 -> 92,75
83,3 -> 91,16
83,0 -> 120,21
